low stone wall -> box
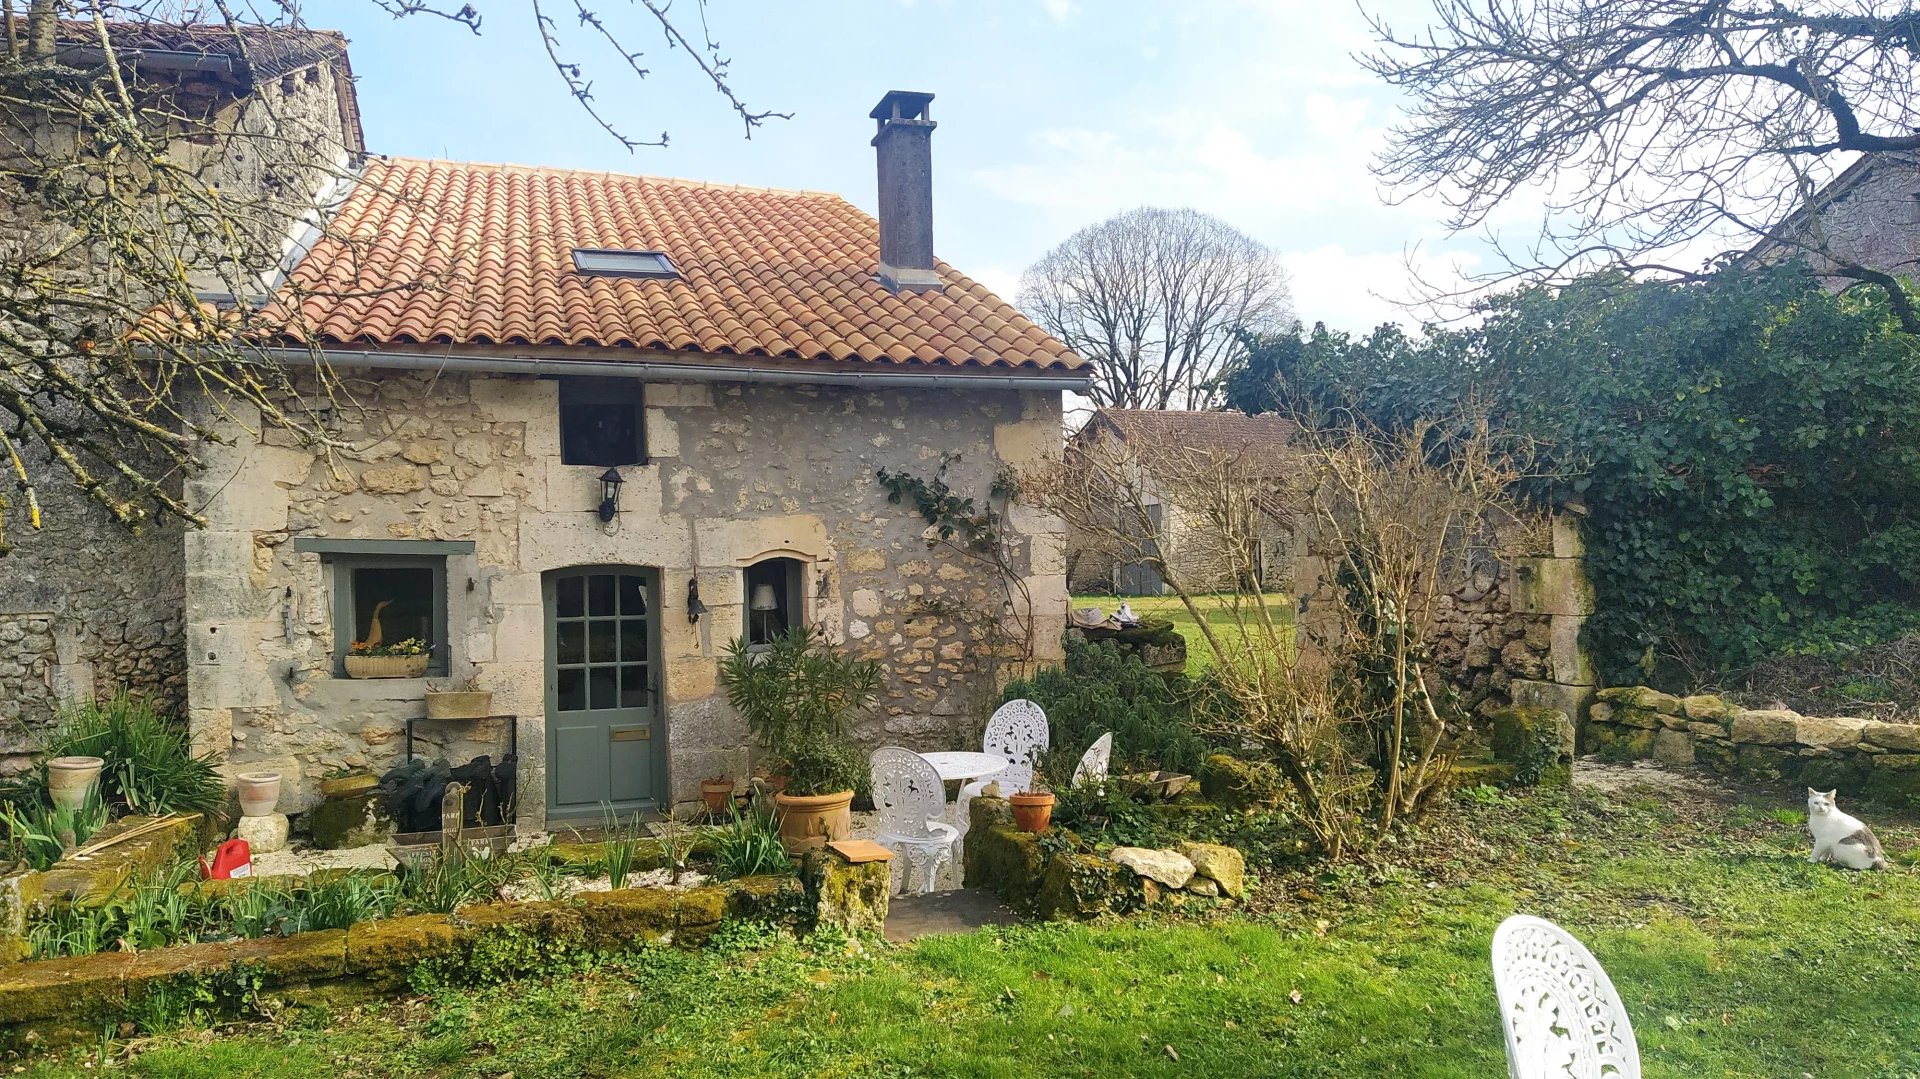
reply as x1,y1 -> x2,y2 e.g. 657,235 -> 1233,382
0,846 -> 879,1041
962,796 -> 1245,920
1585,687 -> 1920,805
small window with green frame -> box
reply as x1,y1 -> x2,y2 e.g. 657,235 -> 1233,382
329,554 -> 449,677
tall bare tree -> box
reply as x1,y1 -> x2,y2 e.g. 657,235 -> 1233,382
0,1 -> 782,552
1365,0 -> 1920,330
1018,207 -> 1293,411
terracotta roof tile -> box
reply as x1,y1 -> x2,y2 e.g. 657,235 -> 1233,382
270,158 -> 1080,372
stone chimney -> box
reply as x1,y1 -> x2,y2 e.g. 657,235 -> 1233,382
870,90 -> 941,293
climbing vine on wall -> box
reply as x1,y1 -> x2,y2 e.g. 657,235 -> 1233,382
876,455 -> 1035,663
1228,265 -> 1920,686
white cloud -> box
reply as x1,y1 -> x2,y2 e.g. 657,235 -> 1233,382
1040,0 -> 1080,24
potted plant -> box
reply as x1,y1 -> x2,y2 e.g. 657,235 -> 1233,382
700,775 -> 736,816
719,627 -> 881,855
1010,785 -> 1055,833
235,770 -> 282,817
346,637 -> 431,679
426,667 -> 493,719
46,755 -> 105,815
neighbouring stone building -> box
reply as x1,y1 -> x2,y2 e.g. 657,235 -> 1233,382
7,59 -> 1083,822
1064,409 -> 1298,595
0,23 -> 364,768
1751,151 -> 1920,284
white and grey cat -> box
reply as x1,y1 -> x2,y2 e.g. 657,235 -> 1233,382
1806,788 -> 1888,871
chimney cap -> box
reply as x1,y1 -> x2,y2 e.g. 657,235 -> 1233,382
870,90 -> 935,123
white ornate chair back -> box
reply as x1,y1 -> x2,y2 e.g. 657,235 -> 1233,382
1491,915 -> 1641,1079
1071,732 -> 1113,788
982,699 -> 1050,792
869,747 -> 949,841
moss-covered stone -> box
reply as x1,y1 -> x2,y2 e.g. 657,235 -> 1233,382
1694,738 -> 1738,775
1490,706 -> 1573,787
1197,753 -> 1287,810
576,887 -> 678,948
1682,694 -> 1737,723
1595,686 -> 1682,714
1034,853 -> 1141,921
1179,843 -> 1245,898
0,949 -> 130,1027
1799,756 -> 1870,793
723,873 -> 807,921
344,913 -> 457,975
1732,744 -> 1799,785
307,791 -> 394,850
1445,761 -> 1518,789
1864,754 -> 1920,807
676,885 -> 728,929
39,815 -> 197,904
964,825 -> 1046,905
803,849 -> 889,936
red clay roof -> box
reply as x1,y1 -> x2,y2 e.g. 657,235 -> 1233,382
274,157 -> 1083,371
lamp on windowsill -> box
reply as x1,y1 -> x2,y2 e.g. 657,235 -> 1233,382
750,583 -> 779,643
597,467 -> 624,523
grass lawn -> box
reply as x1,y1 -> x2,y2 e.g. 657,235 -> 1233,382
1072,593 -> 1294,676
16,773 -> 1920,1077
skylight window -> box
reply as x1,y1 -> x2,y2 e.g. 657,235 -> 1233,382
571,248 -> 678,279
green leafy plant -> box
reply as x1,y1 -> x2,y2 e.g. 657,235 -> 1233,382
1002,636 -> 1217,775
11,694 -> 225,817
708,799 -> 791,880
291,874 -> 397,932
599,805 -> 649,889
718,627 -> 880,797
399,846 -> 496,914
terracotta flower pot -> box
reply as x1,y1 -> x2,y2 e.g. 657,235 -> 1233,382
345,654 -> 429,679
773,789 -> 854,855
236,771 -> 283,818
47,756 -> 104,814
701,778 -> 735,816
425,690 -> 493,719
1010,791 -> 1056,834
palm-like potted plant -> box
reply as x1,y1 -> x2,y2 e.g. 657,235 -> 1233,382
719,627 -> 880,855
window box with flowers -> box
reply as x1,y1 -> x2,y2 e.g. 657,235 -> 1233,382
346,638 -> 431,679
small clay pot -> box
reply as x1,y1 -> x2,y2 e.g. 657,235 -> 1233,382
773,789 -> 854,855
1009,791 -> 1056,833
47,756 -> 105,814
701,778 -> 735,816
236,771 -> 283,818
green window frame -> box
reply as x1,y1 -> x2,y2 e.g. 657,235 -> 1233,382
326,553 -> 450,677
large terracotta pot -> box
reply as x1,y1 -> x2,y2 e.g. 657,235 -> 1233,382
236,771 -> 283,818
774,789 -> 854,854
345,654 -> 429,679
47,756 -> 104,813
1010,791 -> 1056,834
425,690 -> 493,719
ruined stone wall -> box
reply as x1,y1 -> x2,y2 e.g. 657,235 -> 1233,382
185,372 -> 1068,818
0,61 -> 353,769
1295,515 -> 1594,720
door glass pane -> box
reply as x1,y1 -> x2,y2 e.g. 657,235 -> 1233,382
557,668 -> 585,712
556,622 -> 585,665
588,574 -> 617,616
589,668 -> 618,710
556,575 -> 585,619
620,664 -> 650,708
619,576 -> 649,615
588,623 -> 615,663
619,620 -> 648,662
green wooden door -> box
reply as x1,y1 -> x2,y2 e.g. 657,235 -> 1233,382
544,568 -> 661,819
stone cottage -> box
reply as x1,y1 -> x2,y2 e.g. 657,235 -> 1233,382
3,29 -> 1085,823
1750,151 -> 1920,285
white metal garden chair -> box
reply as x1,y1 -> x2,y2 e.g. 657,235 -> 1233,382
955,699 -> 1051,838
869,747 -> 960,895
1071,732 -> 1112,788
1491,915 -> 1642,1079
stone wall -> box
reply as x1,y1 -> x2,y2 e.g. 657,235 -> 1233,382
1585,686 -> 1920,807
1766,154 -> 1920,285
0,59 -> 355,770
185,371 -> 1068,819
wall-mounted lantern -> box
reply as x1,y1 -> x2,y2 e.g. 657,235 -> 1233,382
686,577 -> 709,624
597,467 -> 624,523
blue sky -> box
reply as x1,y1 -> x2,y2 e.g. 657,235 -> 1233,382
311,0 -> 1477,334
